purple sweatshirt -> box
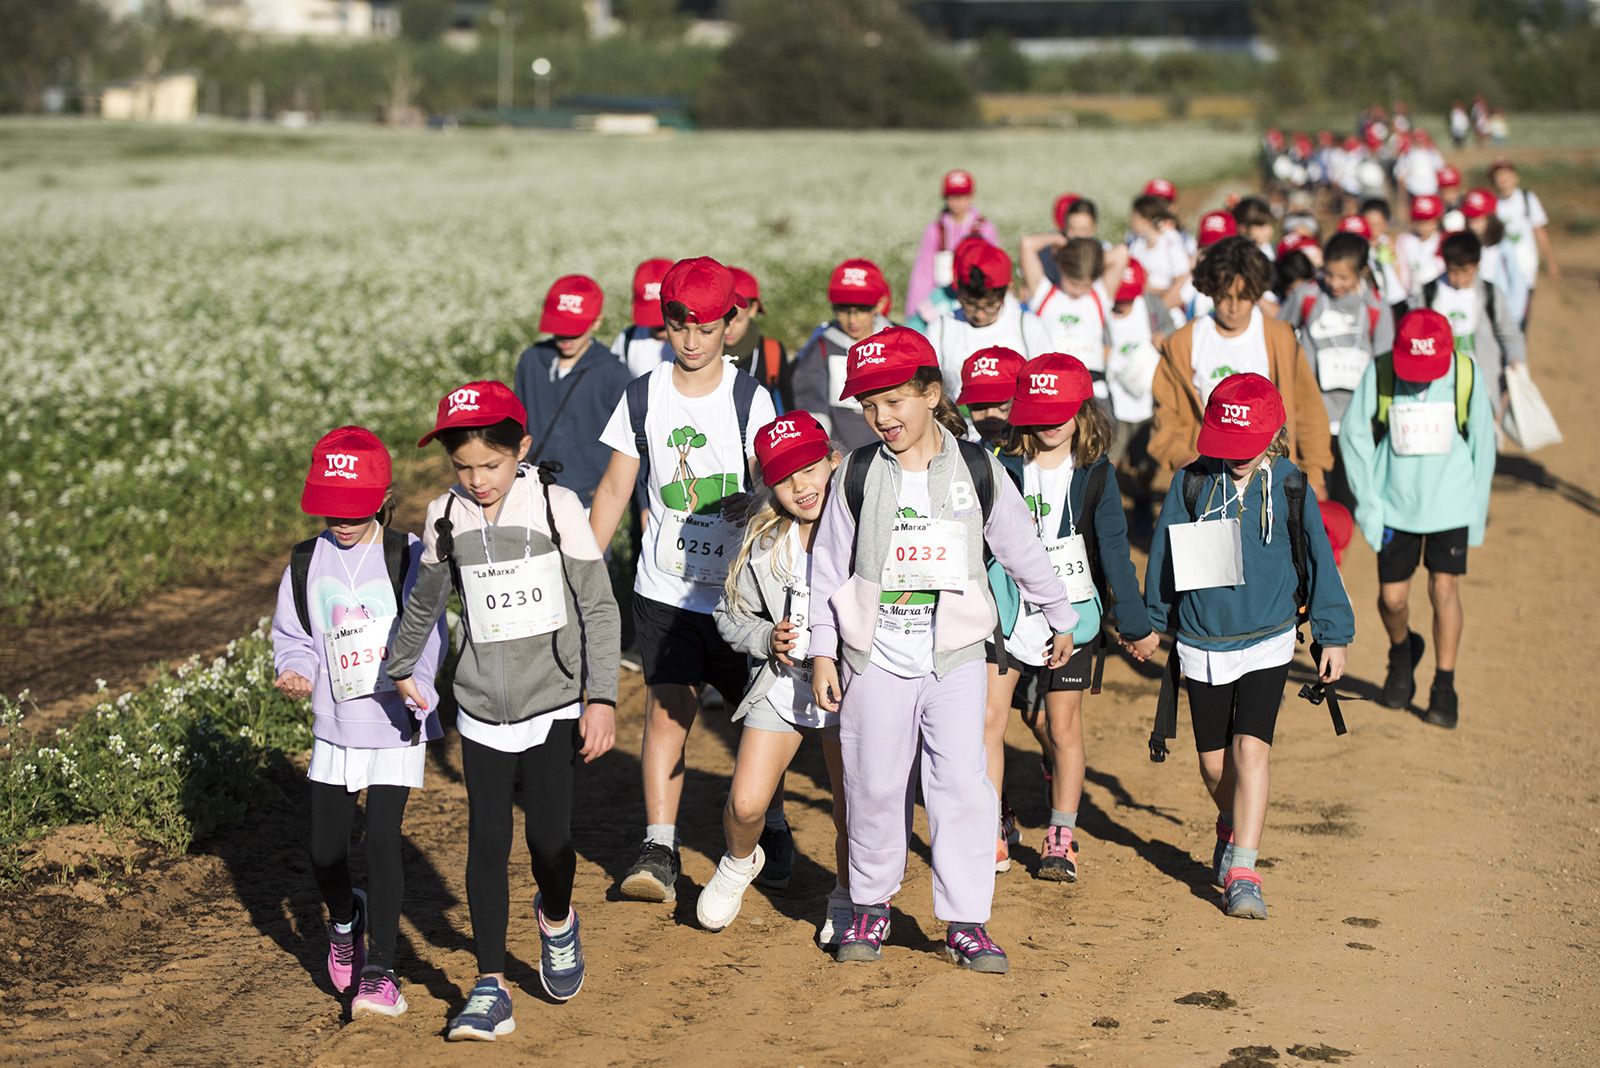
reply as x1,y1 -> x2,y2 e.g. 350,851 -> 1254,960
907,209 -> 1002,322
809,431 -> 1076,678
271,531 -> 446,749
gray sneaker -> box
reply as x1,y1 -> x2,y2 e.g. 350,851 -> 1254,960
1223,869 -> 1267,920
620,841 -> 679,903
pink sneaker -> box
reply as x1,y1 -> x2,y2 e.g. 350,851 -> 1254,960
1036,826 -> 1079,883
352,967 -> 408,1018
327,888 -> 367,993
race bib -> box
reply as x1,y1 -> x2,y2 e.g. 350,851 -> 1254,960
1168,518 -> 1245,592
829,351 -> 863,412
876,595 -> 936,638
782,583 -> 812,661
1045,534 -> 1096,602
1388,401 -> 1457,456
1111,340 -> 1162,398
1316,346 -> 1371,393
325,613 -> 397,703
882,518 -> 967,592
933,249 -> 955,288
459,553 -> 567,643
657,510 -> 738,584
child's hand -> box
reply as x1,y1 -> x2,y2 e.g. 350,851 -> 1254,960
812,657 -> 842,713
273,671 -> 312,701
1046,634 -> 1075,670
1318,645 -> 1347,684
578,703 -> 616,763
1125,633 -> 1161,661
770,620 -> 799,666
721,492 -> 753,525
393,677 -> 427,712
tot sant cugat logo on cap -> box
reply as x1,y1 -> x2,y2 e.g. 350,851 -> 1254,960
1029,372 -> 1059,395
973,356 -> 1000,376
557,293 -> 585,314
841,267 -> 868,288
447,387 -> 481,416
855,341 -> 887,366
767,419 -> 801,445
643,282 -> 661,301
1411,336 -> 1437,356
1220,403 -> 1252,427
324,453 -> 361,480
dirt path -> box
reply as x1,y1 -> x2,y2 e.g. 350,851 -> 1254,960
3,164 -> 1598,1067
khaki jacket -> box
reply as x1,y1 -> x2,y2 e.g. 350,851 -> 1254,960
1150,315 -> 1333,493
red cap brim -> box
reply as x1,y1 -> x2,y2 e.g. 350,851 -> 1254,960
631,298 -> 665,329
300,480 -> 388,518
1008,395 -> 1083,428
759,441 -> 829,487
540,308 -> 599,336
1196,423 -> 1275,461
958,382 -> 1017,406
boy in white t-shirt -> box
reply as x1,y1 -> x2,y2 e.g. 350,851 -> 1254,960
924,239 -> 1050,400
1395,194 -> 1445,299
1020,235 -> 1122,396
589,257 -> 777,905
1490,159 -> 1561,329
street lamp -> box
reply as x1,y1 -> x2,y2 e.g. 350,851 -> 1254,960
488,8 -> 520,112
531,57 -> 552,111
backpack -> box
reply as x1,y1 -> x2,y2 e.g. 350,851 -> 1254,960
1421,278 -> 1499,335
842,437 -> 995,549
289,527 -> 411,636
759,336 -> 787,414
1299,291 -> 1382,344
1371,350 -> 1474,444
991,456 -> 1113,635
626,369 -> 760,492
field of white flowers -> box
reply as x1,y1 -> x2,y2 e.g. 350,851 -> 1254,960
0,119 -> 1254,626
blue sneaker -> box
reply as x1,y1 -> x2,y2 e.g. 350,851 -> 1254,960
447,979 -> 515,1042
535,892 -> 585,1001
944,924 -> 1010,974
1223,868 -> 1268,920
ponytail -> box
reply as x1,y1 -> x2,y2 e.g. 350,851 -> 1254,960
910,365 -> 968,439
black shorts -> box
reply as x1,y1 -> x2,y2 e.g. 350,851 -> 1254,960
1377,527 -> 1468,583
987,641 -> 1095,711
1185,661 -> 1291,752
633,595 -> 750,703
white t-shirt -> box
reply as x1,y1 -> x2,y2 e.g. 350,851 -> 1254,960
1395,230 -> 1443,296
1129,228 -> 1190,290
456,702 -> 582,754
1495,189 -> 1548,281
756,526 -> 835,729
1429,279 -> 1480,356
599,363 -> 775,614
1190,309 -> 1269,405
870,470 -> 938,678
611,328 -> 670,379
1031,278 -> 1111,375
1177,627 -> 1295,686
926,299 -> 1051,402
1107,303 -> 1159,423
1004,456 -> 1075,667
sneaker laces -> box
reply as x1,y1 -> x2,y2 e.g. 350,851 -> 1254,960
329,933 -> 358,967
356,972 -> 392,999
950,925 -> 1001,955
544,929 -> 580,971
461,987 -> 503,1017
846,911 -> 887,943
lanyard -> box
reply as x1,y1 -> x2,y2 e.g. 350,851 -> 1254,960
1025,457 -> 1077,537
470,475 -> 534,562
328,529 -> 380,620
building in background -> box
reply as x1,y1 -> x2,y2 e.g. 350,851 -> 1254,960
908,0 -> 1263,56
100,72 -> 200,121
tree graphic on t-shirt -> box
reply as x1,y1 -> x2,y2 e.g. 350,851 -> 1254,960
1209,365 -> 1237,382
660,424 -> 739,516
1024,494 -> 1052,525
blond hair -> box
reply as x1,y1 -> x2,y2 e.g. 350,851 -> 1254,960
720,446 -> 841,614
1002,397 -> 1114,467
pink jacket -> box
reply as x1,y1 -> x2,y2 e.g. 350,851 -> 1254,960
907,210 -> 1001,319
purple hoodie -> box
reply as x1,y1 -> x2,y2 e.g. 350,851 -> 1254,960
907,209 -> 1002,322
271,531 -> 446,749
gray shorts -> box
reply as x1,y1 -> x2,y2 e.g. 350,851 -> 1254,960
740,700 -> 840,736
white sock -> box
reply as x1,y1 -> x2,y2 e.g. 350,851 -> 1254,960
723,850 -> 760,876
540,910 -> 572,936
645,823 -> 676,849
332,918 -> 355,934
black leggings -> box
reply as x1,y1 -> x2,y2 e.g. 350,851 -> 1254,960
460,718 -> 580,976
309,781 -> 411,971
1185,661 -> 1291,752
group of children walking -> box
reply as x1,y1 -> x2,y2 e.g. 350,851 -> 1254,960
268,147 -> 1540,1036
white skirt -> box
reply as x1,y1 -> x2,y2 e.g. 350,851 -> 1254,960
308,738 -> 427,791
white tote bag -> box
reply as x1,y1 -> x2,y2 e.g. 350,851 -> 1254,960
1502,363 -> 1563,453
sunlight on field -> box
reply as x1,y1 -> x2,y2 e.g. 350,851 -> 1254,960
0,120 -> 1253,623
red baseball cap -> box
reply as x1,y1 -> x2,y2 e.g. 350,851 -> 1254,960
959,346 -> 1026,406
1196,373 -> 1286,460
839,326 -> 938,401
1113,259 -> 1148,305
1343,136 -> 1361,153
953,239 -> 1012,290
539,274 -> 603,336
630,259 -> 673,328
754,411 -> 830,487
1143,177 -> 1177,201
1198,210 -> 1238,248
1411,195 -> 1443,222
1052,192 -> 1081,231
729,266 -> 763,314
1393,309 -> 1454,383
827,258 -> 891,311
1437,164 -> 1462,188
1318,499 -> 1354,567
1277,232 -> 1319,258
1009,353 -> 1094,427
418,380 -> 527,447
943,169 -> 975,197
1461,188 -> 1496,219
1337,215 -> 1373,241
1487,157 -> 1516,177
301,426 -> 392,518
660,256 -> 738,323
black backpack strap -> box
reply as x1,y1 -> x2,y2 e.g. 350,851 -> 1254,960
843,445 -> 874,575
1076,458 -> 1111,592
1150,644 -> 1181,763
289,536 -> 318,636
732,372 -> 759,490
381,526 -> 410,607
1422,278 -> 1439,308
1283,466 -> 1309,633
527,364 -> 591,466
626,372 -> 652,465
955,438 -> 995,523
1181,463 -> 1205,519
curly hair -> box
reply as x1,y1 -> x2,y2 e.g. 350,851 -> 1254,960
1192,236 -> 1273,302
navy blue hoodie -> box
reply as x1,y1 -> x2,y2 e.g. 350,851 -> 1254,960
514,339 -> 632,508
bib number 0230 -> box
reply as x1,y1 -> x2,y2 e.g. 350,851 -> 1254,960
459,553 -> 567,643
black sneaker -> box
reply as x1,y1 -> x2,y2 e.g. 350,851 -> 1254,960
754,823 -> 795,890
1424,679 -> 1458,729
620,841 -> 679,902
1381,631 -> 1425,709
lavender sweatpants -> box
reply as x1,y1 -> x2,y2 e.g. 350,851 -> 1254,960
840,658 -> 997,923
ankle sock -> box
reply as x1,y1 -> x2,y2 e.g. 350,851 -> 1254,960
1230,846 -> 1259,872
723,850 -> 760,876
332,917 -> 355,935
645,823 -> 677,849
1434,668 -> 1455,691
827,883 -> 851,908
539,909 -> 572,936
1050,809 -> 1078,829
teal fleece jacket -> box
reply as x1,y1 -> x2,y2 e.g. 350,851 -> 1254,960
1145,456 -> 1355,651
1337,355 -> 1496,549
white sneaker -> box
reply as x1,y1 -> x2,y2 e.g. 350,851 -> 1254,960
818,888 -> 854,950
695,847 -> 765,933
